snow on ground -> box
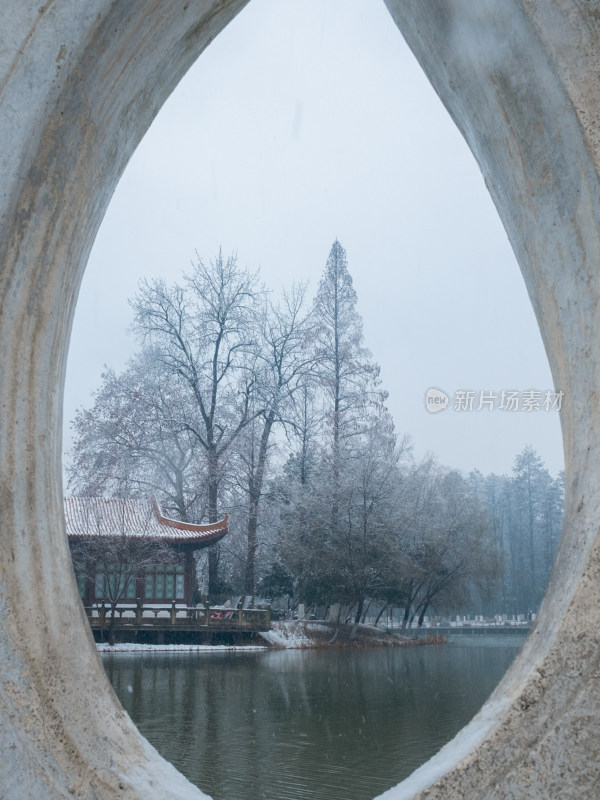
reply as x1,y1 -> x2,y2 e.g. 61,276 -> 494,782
96,622 -> 324,653
96,621 -> 426,654
259,620 -> 324,649
96,643 -> 268,654
260,620 -> 422,649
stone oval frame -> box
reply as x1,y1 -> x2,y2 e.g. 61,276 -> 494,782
1,1 -> 598,798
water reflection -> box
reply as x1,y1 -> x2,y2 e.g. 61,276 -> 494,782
103,637 -> 523,800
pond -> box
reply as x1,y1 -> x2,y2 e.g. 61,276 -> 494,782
103,635 -> 525,800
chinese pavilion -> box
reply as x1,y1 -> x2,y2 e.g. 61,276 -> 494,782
65,497 -> 228,607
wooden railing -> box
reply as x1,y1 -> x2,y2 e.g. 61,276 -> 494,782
85,599 -> 271,632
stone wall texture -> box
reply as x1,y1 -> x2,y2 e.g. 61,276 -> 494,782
1,1 -> 599,798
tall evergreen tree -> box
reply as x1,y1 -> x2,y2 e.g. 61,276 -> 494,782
312,240 -> 385,531
312,240 -> 382,457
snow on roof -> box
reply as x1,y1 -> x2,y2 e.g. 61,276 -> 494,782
64,497 -> 228,546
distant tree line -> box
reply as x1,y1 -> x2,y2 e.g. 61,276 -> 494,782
68,241 -> 563,620
468,450 -> 564,615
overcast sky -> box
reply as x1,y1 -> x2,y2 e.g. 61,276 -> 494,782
63,0 -> 564,479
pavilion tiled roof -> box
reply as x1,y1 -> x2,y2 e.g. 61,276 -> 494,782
64,497 -> 228,546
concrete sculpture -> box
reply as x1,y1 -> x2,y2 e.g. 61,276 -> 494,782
0,1 -> 598,797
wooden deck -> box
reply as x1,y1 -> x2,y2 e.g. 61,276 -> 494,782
86,600 -> 271,637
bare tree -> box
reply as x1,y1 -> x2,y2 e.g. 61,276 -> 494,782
474,448 -> 564,615
130,250 -> 264,595
236,284 -> 315,594
274,408 -> 409,623
70,502 -> 178,646
395,462 -> 500,628
68,349 -> 205,521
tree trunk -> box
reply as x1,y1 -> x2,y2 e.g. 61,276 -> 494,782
244,412 -> 275,595
207,450 -> 219,596
374,604 -> 387,627
174,470 -> 189,522
354,598 -> 364,625
244,509 -> 258,595
361,600 -> 371,623
350,598 -> 364,639
401,602 -> 411,631
108,606 -> 116,647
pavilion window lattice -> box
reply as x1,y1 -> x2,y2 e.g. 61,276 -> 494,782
144,562 -> 185,601
78,560 -> 186,603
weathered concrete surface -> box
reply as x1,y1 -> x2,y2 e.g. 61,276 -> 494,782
0,2 -> 247,798
375,1 -> 600,797
1,0 -> 600,798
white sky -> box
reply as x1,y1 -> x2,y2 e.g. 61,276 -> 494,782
63,0 -> 564,478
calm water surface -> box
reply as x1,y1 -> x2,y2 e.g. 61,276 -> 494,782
103,636 -> 524,800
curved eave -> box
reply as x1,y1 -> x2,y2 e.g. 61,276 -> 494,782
153,500 -> 228,533
64,498 -> 229,547
180,526 -> 228,547
67,528 -> 228,547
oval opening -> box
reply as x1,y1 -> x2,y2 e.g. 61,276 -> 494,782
63,2 -> 564,799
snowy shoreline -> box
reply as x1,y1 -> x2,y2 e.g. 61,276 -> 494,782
96,621 -> 438,654
261,620 -> 439,649
97,643 -> 268,654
